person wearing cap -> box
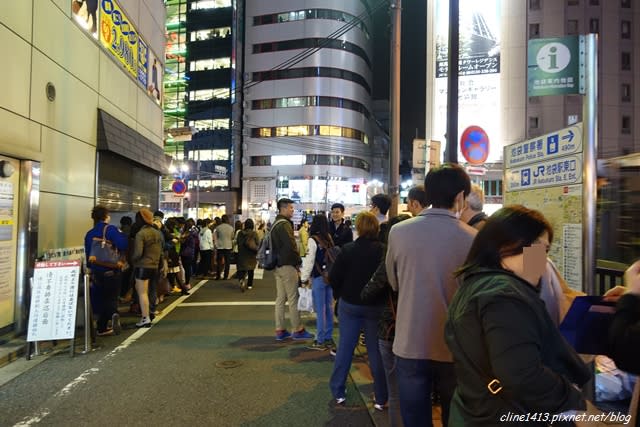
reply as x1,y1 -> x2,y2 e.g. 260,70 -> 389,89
329,203 -> 353,248
84,205 -> 128,336
271,198 -> 313,341
131,208 -> 164,328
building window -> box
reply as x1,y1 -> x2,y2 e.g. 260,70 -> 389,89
621,21 -> 631,39
567,20 -> 579,35
621,0 -> 631,7
190,0 -> 231,10
622,52 -> 631,70
621,84 -> 631,102
529,116 -> 539,129
568,0 -> 579,5
589,19 -> 599,33
529,0 -> 541,10
529,23 -> 540,38
622,116 -> 632,134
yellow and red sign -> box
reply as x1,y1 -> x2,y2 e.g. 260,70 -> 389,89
100,0 -> 139,79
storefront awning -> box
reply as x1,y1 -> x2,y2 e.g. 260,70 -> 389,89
97,109 -> 168,174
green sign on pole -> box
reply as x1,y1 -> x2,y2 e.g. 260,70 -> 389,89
528,36 -> 581,97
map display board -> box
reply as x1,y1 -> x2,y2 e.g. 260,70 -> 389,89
504,124 -> 584,291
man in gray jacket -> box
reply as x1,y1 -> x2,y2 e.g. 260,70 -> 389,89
385,164 -> 477,427
271,198 -> 313,341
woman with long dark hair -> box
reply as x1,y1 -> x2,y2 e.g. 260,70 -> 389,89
445,205 -> 590,426
236,218 -> 259,291
300,214 -> 336,351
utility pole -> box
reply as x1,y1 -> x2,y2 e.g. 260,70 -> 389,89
389,0 -> 402,218
445,0 -> 459,164
324,171 -> 329,212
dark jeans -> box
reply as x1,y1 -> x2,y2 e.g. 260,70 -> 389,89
198,250 -> 212,275
181,256 -> 194,283
380,339 -> 403,427
216,249 -> 231,279
90,269 -> 121,333
329,299 -> 387,405
395,357 -> 456,427
237,269 -> 254,287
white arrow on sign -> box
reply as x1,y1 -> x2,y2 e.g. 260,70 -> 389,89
504,123 -> 583,169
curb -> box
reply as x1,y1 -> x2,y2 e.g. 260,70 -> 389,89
0,340 -> 26,369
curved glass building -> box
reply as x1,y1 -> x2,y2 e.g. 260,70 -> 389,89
241,0 -> 376,218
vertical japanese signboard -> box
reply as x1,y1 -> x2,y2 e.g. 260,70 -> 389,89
504,124 -> 584,290
0,157 -> 18,330
99,0 -> 139,79
432,0 -> 502,163
27,260 -> 81,342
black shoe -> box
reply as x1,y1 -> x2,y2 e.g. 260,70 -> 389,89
181,290 -> 190,295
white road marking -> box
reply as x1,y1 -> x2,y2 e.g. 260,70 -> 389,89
13,280 -> 208,426
180,301 -> 277,307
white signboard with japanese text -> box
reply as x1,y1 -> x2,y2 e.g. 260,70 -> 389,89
27,260 -> 81,342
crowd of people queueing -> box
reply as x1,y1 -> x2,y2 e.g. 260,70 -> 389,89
269,164 -> 640,427
84,208 -> 266,334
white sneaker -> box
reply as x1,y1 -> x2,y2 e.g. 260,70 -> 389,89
135,317 -> 151,328
374,403 -> 384,411
336,397 -> 346,405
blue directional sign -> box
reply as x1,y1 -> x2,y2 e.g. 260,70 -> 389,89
504,123 -> 582,168
505,155 -> 582,191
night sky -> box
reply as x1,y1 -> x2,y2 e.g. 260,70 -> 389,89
372,0 -> 427,164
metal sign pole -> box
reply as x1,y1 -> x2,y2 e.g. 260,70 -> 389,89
82,273 -> 92,353
582,34 -> 598,295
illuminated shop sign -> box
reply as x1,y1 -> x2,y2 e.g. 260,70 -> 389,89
72,0 -> 162,105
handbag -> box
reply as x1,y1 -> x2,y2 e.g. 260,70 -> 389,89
89,225 -> 123,269
297,286 -> 314,312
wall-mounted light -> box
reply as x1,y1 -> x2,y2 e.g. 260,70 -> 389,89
0,160 -> 15,178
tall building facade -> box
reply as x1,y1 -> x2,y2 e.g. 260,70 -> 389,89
526,0 -> 640,157
162,0 -> 240,218
0,0 -> 166,336
241,0 -> 377,219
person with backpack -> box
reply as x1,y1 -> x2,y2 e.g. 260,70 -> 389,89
270,198 -> 314,341
300,214 -> 339,352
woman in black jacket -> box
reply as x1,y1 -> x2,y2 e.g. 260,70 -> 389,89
328,211 -> 387,409
360,213 -> 411,425
445,205 -> 590,426
236,219 -> 259,291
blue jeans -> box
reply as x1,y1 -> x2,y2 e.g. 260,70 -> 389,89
396,357 -> 456,427
380,339 -> 403,427
311,276 -> 333,343
329,299 -> 387,405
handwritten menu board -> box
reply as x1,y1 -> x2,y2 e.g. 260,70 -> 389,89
27,260 -> 81,342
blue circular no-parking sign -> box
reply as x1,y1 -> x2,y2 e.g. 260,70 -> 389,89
172,179 -> 187,195
460,126 -> 490,165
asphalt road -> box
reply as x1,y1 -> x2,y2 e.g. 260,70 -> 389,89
0,270 -> 388,427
